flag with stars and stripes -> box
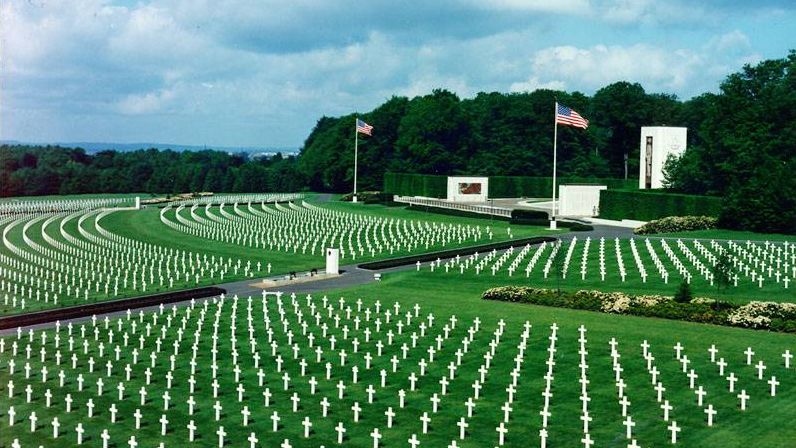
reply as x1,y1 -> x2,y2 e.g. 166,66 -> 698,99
356,119 -> 373,136
556,104 -> 589,129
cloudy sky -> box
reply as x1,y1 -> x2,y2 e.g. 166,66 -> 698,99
1,0 -> 793,148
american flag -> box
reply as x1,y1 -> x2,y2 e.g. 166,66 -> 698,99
356,118 -> 373,136
556,104 -> 589,129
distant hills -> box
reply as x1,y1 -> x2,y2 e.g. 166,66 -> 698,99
0,140 -> 299,156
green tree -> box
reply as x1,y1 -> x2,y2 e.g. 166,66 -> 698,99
712,251 -> 735,293
674,280 -> 692,303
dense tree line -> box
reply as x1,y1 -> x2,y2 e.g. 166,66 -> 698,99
663,51 -> 796,233
0,147 -> 305,197
299,81 -> 698,192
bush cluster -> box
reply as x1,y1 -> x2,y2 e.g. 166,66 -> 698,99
634,216 -> 718,235
340,191 -> 396,204
482,286 -> 796,332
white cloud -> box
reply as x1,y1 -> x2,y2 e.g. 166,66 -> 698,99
117,89 -> 176,115
528,44 -> 704,93
465,0 -> 592,14
598,0 -> 712,25
509,76 -> 566,93
707,30 -> 751,53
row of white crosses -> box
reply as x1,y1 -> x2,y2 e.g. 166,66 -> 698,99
576,325 -> 595,447
3,291 -> 502,447
537,322 -> 558,448
0,197 -> 131,218
426,236 -> 795,290
0,288 -> 540,446
172,193 -> 303,208
2,306 -> 794,447
0,206 -> 268,313
608,337 -> 641,447
161,200 -> 485,260
705,239 -> 795,289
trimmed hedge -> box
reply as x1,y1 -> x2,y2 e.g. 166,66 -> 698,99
384,172 -> 635,198
383,173 -> 448,198
482,286 -> 796,332
358,236 -> 557,270
511,209 -> 549,220
599,189 -> 722,221
490,175 -> 636,198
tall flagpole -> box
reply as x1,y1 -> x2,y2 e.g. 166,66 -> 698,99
353,117 -> 359,203
550,102 -> 558,230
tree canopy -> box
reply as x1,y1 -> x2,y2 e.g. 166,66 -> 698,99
0,146 -> 304,197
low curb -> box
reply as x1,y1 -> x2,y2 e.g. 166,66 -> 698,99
358,236 -> 558,270
0,286 -> 225,330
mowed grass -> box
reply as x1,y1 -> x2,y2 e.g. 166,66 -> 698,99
111,201 -> 557,272
2,277 -> 793,447
0,212 -> 272,314
317,273 -> 796,447
0,198 -> 558,314
410,238 -> 796,303
652,229 -> 796,242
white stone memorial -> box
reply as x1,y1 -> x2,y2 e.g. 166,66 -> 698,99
638,126 -> 687,189
326,248 -> 340,275
446,176 -> 488,202
558,185 -> 607,217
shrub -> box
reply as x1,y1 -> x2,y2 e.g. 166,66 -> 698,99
674,280 -> 693,303
511,209 -> 549,220
339,191 -> 394,204
634,216 -> 718,235
481,286 -> 796,332
563,222 -> 594,232
727,301 -> 796,329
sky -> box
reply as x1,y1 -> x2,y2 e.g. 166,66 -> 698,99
1,0 -> 794,148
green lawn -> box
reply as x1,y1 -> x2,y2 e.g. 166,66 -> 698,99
2,275 -> 794,447
407,238 -> 796,303
0,199 -> 558,314
317,273 -> 796,447
0,211 -> 272,314
653,229 -> 796,242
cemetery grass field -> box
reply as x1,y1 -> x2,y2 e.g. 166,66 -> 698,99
0,197 -> 558,315
652,229 -> 796,243
410,238 -> 796,304
1,275 -> 794,448
320,274 -> 796,447
106,202 -> 555,271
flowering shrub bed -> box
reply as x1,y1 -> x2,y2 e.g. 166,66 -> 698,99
483,286 -> 796,332
634,216 -> 718,235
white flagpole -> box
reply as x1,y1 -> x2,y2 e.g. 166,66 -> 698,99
550,102 -> 558,230
353,118 -> 359,203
